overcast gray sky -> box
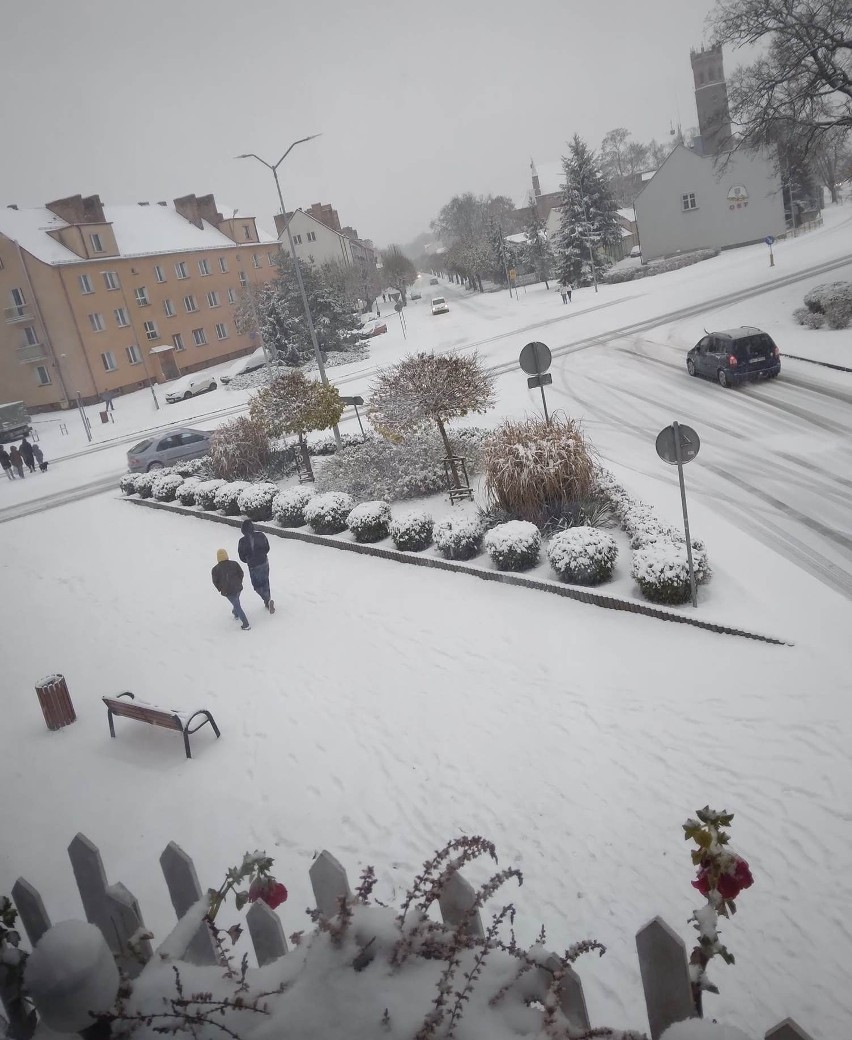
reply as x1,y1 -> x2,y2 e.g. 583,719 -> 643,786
1,0 -> 725,248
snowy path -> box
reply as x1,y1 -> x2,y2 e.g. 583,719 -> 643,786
1,495 -> 850,1039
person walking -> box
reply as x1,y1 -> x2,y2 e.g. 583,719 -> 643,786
238,520 -> 275,613
8,445 -> 25,479
19,437 -> 35,474
565,282 -> 573,303
559,286 -> 568,305
0,446 -> 14,480
32,442 -> 47,472
211,549 -> 250,630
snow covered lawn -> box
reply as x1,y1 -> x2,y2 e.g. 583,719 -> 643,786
1,493 -> 850,1038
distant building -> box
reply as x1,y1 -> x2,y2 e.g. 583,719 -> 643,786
275,208 -> 378,287
634,45 -> 786,261
0,193 -> 278,409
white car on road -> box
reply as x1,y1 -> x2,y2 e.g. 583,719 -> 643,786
164,373 -> 218,404
431,297 -> 449,315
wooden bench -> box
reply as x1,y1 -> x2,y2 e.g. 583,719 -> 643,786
103,692 -> 220,759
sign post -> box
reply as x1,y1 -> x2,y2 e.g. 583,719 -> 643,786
655,421 -> 701,607
518,341 -> 553,424
764,234 -> 775,268
341,395 -> 366,440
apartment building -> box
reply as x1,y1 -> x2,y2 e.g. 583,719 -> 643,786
0,192 -> 279,410
274,207 -> 378,286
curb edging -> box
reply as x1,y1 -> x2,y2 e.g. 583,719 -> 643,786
126,496 -> 791,646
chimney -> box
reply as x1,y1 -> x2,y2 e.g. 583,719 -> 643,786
46,195 -> 87,224
7,204 -> 18,210
173,194 -> 202,228
157,201 -> 167,207
81,195 -> 106,223
138,201 -> 150,206
274,213 -> 290,237
197,194 -> 223,226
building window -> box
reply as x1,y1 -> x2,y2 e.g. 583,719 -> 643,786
114,307 -> 130,327
268,251 -> 277,264
207,290 -> 220,308
154,264 -> 166,283
242,224 -> 252,240
239,271 -> 247,287
35,365 -> 51,386
293,234 -> 302,245
218,257 -> 228,273
682,193 -> 697,211
175,261 -> 189,279
89,312 -> 105,332
215,322 -> 228,340
198,258 -> 211,276
227,288 -> 236,304
184,295 -> 198,313
102,271 -> 120,290
101,351 -> 117,372
252,253 -> 261,269
135,287 -> 149,306
90,233 -> 104,253
192,327 -> 207,346
172,333 -> 184,352
163,298 -> 175,317
79,274 -> 94,294
23,325 -> 40,346
306,232 -> 316,243
143,320 -> 158,341
126,344 -> 143,365
0,256 -> 4,270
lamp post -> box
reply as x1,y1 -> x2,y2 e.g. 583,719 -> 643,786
237,137 -> 342,449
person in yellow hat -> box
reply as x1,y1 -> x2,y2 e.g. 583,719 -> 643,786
211,549 -> 250,630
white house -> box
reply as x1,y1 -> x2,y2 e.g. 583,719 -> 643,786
277,209 -> 373,270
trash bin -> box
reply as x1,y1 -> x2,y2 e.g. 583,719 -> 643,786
100,410 -> 110,424
35,673 -> 76,731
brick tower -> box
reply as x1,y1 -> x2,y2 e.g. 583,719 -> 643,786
690,44 -> 732,155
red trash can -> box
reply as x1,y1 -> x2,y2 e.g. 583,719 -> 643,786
35,674 -> 77,731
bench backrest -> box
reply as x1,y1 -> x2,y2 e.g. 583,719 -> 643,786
103,697 -> 183,731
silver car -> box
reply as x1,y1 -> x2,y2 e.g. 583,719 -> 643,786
127,427 -> 212,472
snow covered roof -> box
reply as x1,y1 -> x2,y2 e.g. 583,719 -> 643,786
617,207 -> 636,222
505,232 -> 527,245
0,202 -> 278,265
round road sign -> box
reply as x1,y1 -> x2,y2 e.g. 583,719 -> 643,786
656,423 -> 701,466
764,235 -> 775,246
519,341 -> 552,376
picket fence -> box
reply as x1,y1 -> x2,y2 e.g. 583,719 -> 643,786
3,833 -> 812,1040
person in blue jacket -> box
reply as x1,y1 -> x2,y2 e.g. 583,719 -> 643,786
238,519 -> 275,614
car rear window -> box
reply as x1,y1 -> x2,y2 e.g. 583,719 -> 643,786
129,439 -> 152,454
733,334 -> 774,359
434,298 -> 446,305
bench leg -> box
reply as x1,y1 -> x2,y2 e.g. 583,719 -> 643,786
183,729 -> 192,759
107,709 -> 116,739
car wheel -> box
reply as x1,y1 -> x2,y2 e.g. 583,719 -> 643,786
687,359 -> 696,377
147,461 -> 164,471
210,381 -> 217,391
717,369 -> 731,388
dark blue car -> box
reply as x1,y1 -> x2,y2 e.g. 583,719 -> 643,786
687,327 -> 781,388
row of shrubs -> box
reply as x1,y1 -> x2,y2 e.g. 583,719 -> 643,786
602,248 -> 720,284
793,280 -> 852,330
596,469 -> 711,605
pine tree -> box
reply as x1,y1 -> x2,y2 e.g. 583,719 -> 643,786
555,135 -> 622,287
523,198 -> 553,288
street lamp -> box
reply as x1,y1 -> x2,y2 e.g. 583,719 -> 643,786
236,136 -> 342,448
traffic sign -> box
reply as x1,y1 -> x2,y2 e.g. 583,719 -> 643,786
519,341 -> 552,375
341,396 -> 364,406
527,373 -> 553,389
764,235 -> 775,246
655,423 -> 700,466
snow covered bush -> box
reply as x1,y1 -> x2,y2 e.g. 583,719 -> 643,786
603,248 -> 719,284
210,417 -> 272,481
547,527 -> 618,585
237,482 -> 279,521
173,456 -> 212,479
315,428 -> 488,502
151,473 -> 185,502
484,521 -> 541,571
214,481 -> 252,515
133,472 -> 159,499
346,501 -> 391,543
801,310 -> 826,329
271,486 -> 316,527
389,510 -> 433,552
194,479 -> 227,510
631,543 -> 697,604
304,491 -> 355,535
308,431 -> 365,455
175,477 -> 203,505
800,281 -> 852,329
119,473 -> 140,495
434,515 -> 484,560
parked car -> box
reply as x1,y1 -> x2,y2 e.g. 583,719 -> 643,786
686,327 -> 780,387
164,373 -> 218,403
0,400 -> 31,443
430,277 -> 439,285
431,297 -> 449,315
629,245 -> 642,259
410,291 -> 422,301
127,427 -> 212,472
220,347 -> 270,384
356,317 -> 388,339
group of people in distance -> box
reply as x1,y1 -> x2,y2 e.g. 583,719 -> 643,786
211,519 -> 275,631
0,436 -> 46,479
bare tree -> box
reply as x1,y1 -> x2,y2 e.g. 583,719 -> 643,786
380,246 -> 417,303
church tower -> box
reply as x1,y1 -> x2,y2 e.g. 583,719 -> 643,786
531,158 -> 542,201
690,44 -> 732,155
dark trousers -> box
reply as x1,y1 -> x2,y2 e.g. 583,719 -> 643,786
248,561 -> 271,605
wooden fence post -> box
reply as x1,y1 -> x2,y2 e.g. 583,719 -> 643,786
542,952 -> 590,1032
246,901 -> 288,966
635,916 -> 695,1040
11,878 -> 51,946
159,841 -> 218,965
437,871 -> 484,938
309,851 -> 351,918
766,1020 -> 815,1040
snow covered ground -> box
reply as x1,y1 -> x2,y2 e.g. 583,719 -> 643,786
1,207 -> 851,1038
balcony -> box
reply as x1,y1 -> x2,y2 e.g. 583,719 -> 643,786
5,304 -> 34,324
17,342 -> 48,363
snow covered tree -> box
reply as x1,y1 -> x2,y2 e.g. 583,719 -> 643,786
523,198 -> 553,288
431,193 -> 515,292
380,246 -> 417,303
554,135 -> 622,288
368,351 -> 494,488
235,257 -> 361,367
